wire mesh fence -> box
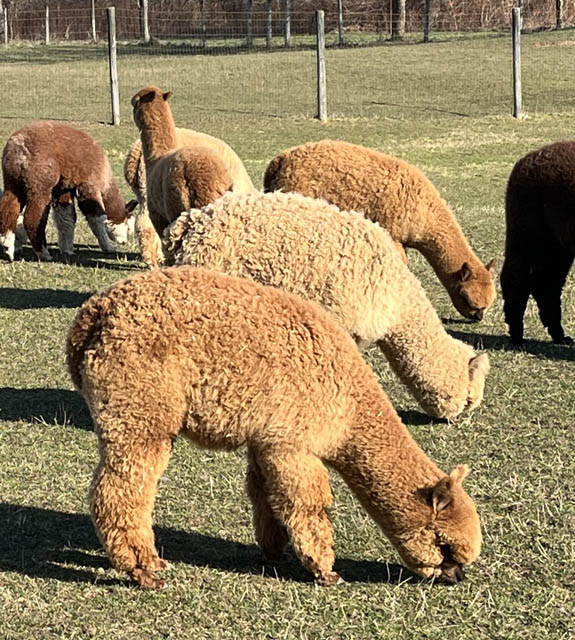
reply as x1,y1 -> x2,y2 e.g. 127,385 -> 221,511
0,4 -> 574,124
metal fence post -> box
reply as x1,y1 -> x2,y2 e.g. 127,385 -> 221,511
512,7 -> 522,118
337,0 -> 344,46
246,0 -> 253,48
284,0 -> 291,47
45,5 -> 49,44
556,0 -> 564,29
200,0 -> 206,48
3,7 -> 7,44
107,7 -> 120,125
266,0 -> 272,48
91,0 -> 98,41
316,10 -> 327,122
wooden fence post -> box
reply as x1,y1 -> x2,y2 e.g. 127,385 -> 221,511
140,0 -> 150,43
337,0 -> 344,46
284,0 -> 291,47
556,0 -> 564,29
423,0 -> 431,42
91,0 -> 97,41
45,5 -> 49,44
316,10 -> 327,122
512,7 -> 522,118
3,7 -> 7,44
107,7 -> 120,126
266,0 -> 272,48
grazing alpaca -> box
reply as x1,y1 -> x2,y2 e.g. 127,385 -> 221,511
130,86 -> 233,256
0,121 -> 136,261
501,141 -> 575,345
124,128 -> 253,267
263,140 -> 496,320
165,191 -> 490,420
67,267 -> 482,589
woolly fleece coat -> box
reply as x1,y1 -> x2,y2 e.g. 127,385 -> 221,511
165,191 -> 489,419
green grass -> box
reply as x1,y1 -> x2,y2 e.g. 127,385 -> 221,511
1,30 -> 575,640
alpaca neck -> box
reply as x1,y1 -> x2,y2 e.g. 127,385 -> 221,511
139,106 -> 178,165
102,180 -> 127,223
331,382 -> 443,541
413,200 -> 481,290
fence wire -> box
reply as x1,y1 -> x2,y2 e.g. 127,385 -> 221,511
0,7 -> 574,123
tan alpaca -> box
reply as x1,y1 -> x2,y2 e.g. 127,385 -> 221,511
164,191 -> 490,420
263,140 -> 496,320
124,128 -> 254,267
66,267 -> 482,589
130,86 -> 233,265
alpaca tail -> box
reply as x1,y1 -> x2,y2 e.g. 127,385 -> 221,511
262,154 -> 285,193
66,293 -> 110,390
162,210 -> 193,266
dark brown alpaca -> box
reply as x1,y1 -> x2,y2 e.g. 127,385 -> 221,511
501,140 -> 575,345
0,121 -> 136,261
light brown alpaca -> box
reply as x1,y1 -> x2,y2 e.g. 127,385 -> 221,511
130,86 -> 233,253
165,192 -> 490,420
124,128 -> 254,267
264,140 -> 496,320
67,267 -> 481,589
0,121 -> 136,261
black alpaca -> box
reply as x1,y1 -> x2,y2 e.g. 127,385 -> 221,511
501,140 -> 575,345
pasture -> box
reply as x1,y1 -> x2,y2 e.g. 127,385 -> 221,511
1,29 -> 574,639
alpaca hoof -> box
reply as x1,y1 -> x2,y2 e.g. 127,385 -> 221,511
130,567 -> 165,590
316,571 -> 345,586
509,335 -> 524,347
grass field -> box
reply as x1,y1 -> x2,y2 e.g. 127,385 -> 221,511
1,29 -> 575,640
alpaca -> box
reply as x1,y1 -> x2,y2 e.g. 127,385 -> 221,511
124,128 -> 253,267
501,141 -> 575,345
13,189 -> 137,259
164,191 -> 490,420
0,121 -> 136,261
66,266 -> 482,589
130,86 -> 233,259
263,140 -> 496,321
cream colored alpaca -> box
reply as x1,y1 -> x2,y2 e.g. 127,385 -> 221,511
124,128 -> 254,267
165,191 -> 490,420
264,140 -> 496,320
130,86 -> 233,267
67,266 -> 481,589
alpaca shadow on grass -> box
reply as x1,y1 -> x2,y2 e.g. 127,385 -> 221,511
0,503 -> 417,588
397,409 -> 447,427
0,387 -> 93,431
0,288 -> 91,310
446,329 -> 575,362
5,245 -> 142,271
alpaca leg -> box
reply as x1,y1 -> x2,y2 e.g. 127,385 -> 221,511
23,196 -> 52,261
501,252 -> 531,345
531,248 -> 575,344
52,197 -> 77,257
245,447 -> 289,562
136,206 -> 163,268
0,188 -> 25,261
90,436 -> 174,589
256,448 -> 341,585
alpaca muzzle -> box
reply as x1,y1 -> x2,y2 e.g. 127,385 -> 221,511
439,563 -> 466,584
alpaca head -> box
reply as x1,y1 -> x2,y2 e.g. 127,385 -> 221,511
131,85 -> 173,131
395,465 -> 482,584
450,259 -> 496,321
105,199 -> 138,245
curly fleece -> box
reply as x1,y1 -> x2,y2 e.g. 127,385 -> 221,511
67,266 -> 481,588
263,139 -> 496,320
165,191 -> 490,419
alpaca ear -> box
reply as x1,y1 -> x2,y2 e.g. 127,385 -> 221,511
459,262 -> 472,282
126,199 -> 138,215
485,258 -> 496,272
449,464 -> 471,485
139,90 -> 157,104
431,477 -> 454,514
163,91 -> 172,101
468,353 -> 489,381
